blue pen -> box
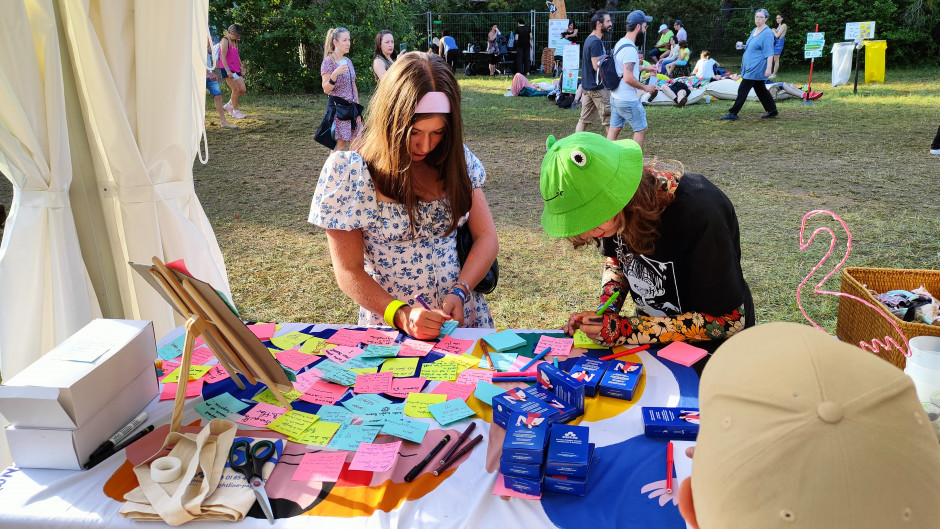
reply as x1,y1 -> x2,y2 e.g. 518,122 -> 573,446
553,357 -> 558,368
519,347 -> 552,372
494,376 -> 536,382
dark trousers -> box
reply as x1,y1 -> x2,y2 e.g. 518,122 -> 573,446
515,47 -> 531,74
932,125 -> 940,149
444,49 -> 461,72
728,78 -> 777,115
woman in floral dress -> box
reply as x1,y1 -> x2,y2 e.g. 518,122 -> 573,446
309,53 -> 498,340
321,27 -> 361,151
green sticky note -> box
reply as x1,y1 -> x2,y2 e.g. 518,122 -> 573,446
349,367 -> 379,375
420,361 -> 459,382
380,357 -> 419,377
404,392 -> 447,418
292,420 -> 342,446
162,364 -> 211,383
299,337 -> 333,355
268,410 -> 320,438
252,387 -> 302,406
270,331 -> 314,350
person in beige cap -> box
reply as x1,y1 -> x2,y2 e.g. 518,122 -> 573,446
678,322 -> 940,528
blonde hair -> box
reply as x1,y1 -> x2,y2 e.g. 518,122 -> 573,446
354,52 -> 471,236
323,27 -> 349,58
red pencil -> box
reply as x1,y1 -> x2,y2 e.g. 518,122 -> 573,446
599,344 -> 650,361
666,441 -> 675,494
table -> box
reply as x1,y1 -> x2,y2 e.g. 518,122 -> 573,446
462,51 -> 517,74
0,324 -> 698,528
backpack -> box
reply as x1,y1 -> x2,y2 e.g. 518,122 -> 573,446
597,42 -> 635,90
556,92 -> 575,109
464,63 -> 475,76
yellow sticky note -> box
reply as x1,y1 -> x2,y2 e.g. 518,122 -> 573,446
291,420 -> 342,445
380,357 -> 419,377
270,331 -> 315,351
349,367 -> 378,375
268,410 -> 319,438
162,365 -> 211,384
573,329 -> 606,349
253,388 -> 303,406
420,361 -> 459,381
299,337 -> 333,355
442,354 -> 479,373
404,392 -> 447,418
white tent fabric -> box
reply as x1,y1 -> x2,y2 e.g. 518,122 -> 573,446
59,0 -> 229,340
0,0 -> 101,378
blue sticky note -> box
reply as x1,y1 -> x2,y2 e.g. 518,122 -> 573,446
359,402 -> 405,426
327,424 -> 381,451
316,359 -> 359,386
316,405 -> 355,425
427,399 -> 476,425
361,344 -> 402,358
158,334 -> 185,361
437,320 -> 459,340
342,393 -> 392,416
344,354 -> 387,369
478,352 -> 518,371
474,380 -> 506,406
381,414 -> 429,444
482,330 -> 527,352
194,393 -> 250,420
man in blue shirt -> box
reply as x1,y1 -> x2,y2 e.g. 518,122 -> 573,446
720,9 -> 778,120
575,10 -> 613,134
438,31 -> 460,72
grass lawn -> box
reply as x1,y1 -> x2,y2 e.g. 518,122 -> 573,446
3,67 -> 938,335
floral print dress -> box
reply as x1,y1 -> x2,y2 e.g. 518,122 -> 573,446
321,56 -> 359,141
308,147 -> 494,328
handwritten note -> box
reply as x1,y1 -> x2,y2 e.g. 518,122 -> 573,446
190,346 -> 216,365
420,361 -> 459,381
479,352 -> 517,371
161,364 -> 211,383
385,377 -> 427,399
316,359 -> 358,386
195,393 -> 250,420
325,345 -> 364,364
328,424 -> 381,451
398,339 -> 435,357
327,328 -> 367,347
440,354 -> 479,373
202,364 -> 231,385
268,410 -> 321,439
361,344 -> 401,358
430,381 -> 476,402
535,335 -> 575,357
292,369 -> 323,393
316,405 -> 355,425
349,441 -> 402,472
354,371 -> 394,394
157,335 -> 185,361
292,421 -> 342,446
252,387 -> 302,406
427,399 -> 476,425
292,450 -> 347,482
299,379 -> 349,406
275,348 -> 317,372
404,392 -> 447,418
342,393 -> 392,416
363,328 -> 400,345
299,337 -> 332,355
380,357 -> 419,378
237,403 -> 287,428
456,369 -> 493,386
380,414 -> 429,443
433,336 -> 475,356
270,331 -> 314,351
247,322 -> 276,341
159,379 -> 204,400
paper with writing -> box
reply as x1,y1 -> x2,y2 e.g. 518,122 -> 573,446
404,392 -> 447,418
428,399 -> 476,425
349,441 -> 402,472
292,450 -> 347,482
237,402 -> 287,428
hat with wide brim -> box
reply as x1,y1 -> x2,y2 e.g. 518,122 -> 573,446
539,132 -> 643,238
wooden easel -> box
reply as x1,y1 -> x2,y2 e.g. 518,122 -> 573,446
132,257 -> 294,433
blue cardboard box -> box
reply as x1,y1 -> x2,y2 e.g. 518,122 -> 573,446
502,412 -> 550,464
492,388 -> 560,429
568,357 -> 609,397
642,406 -> 700,440
503,473 -> 543,496
599,360 -> 644,400
500,456 -> 543,480
522,385 -> 580,424
544,472 -> 589,496
536,363 -> 585,416
545,424 -> 592,478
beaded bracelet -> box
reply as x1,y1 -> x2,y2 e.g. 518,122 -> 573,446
384,300 -> 407,329
453,281 -> 471,297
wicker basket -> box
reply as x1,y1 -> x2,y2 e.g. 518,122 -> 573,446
837,267 -> 940,370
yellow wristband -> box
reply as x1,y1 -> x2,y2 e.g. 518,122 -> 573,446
384,300 -> 407,329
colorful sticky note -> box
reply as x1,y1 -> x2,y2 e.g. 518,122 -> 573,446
342,393 -> 392,416
380,414 -> 429,444
430,381 -> 476,402
456,369 -> 493,386
380,357 -> 419,378
474,380 -> 507,406
252,387 -> 302,406
327,328 -> 367,347
437,319 -> 459,339
292,369 -> 324,393
349,441 -> 402,472
268,410 -> 321,439
298,379 -> 349,406
359,402 -> 405,426
441,354 -> 480,373
299,337 -> 332,355
195,393 -> 250,420
276,348 -> 318,371
385,377 -> 427,399
398,339 -> 435,357
325,345 -> 364,364
433,336 -> 475,355
247,322 -> 276,341
573,329 -> 606,349
420,361 -> 459,381
190,346 -> 216,365
482,330 -> 527,352
316,405 -> 355,425
427,399 -> 476,425
657,341 -> 708,367
361,344 -> 401,358
535,335 -> 575,357
509,355 -> 544,374
354,371 -> 394,394
203,363 -> 231,384
237,403 -> 287,428
316,359 -> 358,386
159,379 -> 203,401
363,328 -> 399,346
157,335 -> 185,361
292,420 -> 342,446
292,450 -> 347,482
404,392 -> 447,418
344,354 -> 386,370
161,364 -> 211,383
480,352 -> 517,371
327,424 -> 381,451
270,331 -> 314,351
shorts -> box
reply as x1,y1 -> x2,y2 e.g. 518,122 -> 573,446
610,97 -> 648,132
578,89 -> 610,126
206,78 -> 222,97
773,37 -> 785,55
219,68 -> 241,79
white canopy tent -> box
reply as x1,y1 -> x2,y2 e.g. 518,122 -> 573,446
0,0 -> 229,379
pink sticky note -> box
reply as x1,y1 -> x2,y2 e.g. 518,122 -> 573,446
194,336 -> 206,349
237,402 -> 287,428
456,368 -> 493,386
433,336 -> 475,356
159,361 -> 181,383
248,322 -> 276,341
348,440 -> 402,472
494,473 -> 541,499
398,339 -> 435,357
190,346 -> 216,365
363,328 -> 400,346
293,369 -> 323,393
327,329 -> 367,347
298,379 -> 349,406
354,371 -> 394,394
293,451 -> 348,482
430,381 -> 476,401
657,341 -> 708,367
535,336 -> 574,357
276,348 -> 317,371
385,377 -> 427,399
508,355 -> 544,374
203,364 -> 231,384
160,379 -> 204,400
325,345 -> 364,364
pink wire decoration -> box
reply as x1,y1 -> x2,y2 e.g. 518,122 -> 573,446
797,210 -> 912,357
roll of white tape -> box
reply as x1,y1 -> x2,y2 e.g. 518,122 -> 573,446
150,456 -> 182,483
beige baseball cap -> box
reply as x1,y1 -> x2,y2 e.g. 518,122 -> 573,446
692,322 -> 940,528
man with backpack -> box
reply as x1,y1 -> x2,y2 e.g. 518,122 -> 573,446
575,10 -> 612,134
607,10 -> 658,146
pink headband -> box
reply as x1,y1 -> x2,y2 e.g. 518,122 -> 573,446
415,91 -> 451,114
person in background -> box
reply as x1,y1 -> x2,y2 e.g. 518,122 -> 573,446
678,322 -> 940,529
539,133 -> 753,350
515,19 -> 532,75
720,9 -> 778,120
770,13 -> 787,79
560,20 -> 578,45
438,30 -> 460,72
691,49 -> 717,79
666,40 -> 691,77
649,23 -> 674,62
218,24 -> 247,119
673,20 -> 687,43
487,25 -> 500,76
206,38 -> 236,129
321,27 -> 361,151
310,53 -> 498,339
608,10 -> 658,145
657,36 -> 679,74
372,30 -> 396,81
575,10 -> 613,134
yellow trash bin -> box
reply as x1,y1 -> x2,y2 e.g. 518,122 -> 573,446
864,40 -> 887,83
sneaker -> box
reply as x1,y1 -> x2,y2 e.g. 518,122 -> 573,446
761,111 -> 779,119
220,122 -> 238,129
930,148 -> 940,155
767,74 -> 776,79
808,91 -> 823,100
719,113 -> 739,120
223,102 -> 233,115
231,109 -> 246,119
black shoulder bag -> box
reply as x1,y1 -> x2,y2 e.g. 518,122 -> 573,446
455,223 -> 498,294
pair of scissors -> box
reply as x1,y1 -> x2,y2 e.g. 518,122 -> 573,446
228,439 -> 276,524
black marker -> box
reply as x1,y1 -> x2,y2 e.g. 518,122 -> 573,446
87,411 -> 148,462
440,422 -> 476,465
83,424 -> 155,470
404,434 -> 450,482
433,434 -> 483,475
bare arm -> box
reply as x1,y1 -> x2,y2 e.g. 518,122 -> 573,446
623,61 -> 656,93
219,37 -> 230,70
373,57 -> 387,79
440,188 -> 499,323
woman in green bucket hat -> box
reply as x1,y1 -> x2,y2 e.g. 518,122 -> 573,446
539,132 -> 754,357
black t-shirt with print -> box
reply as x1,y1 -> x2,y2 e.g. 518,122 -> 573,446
600,172 -> 753,322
